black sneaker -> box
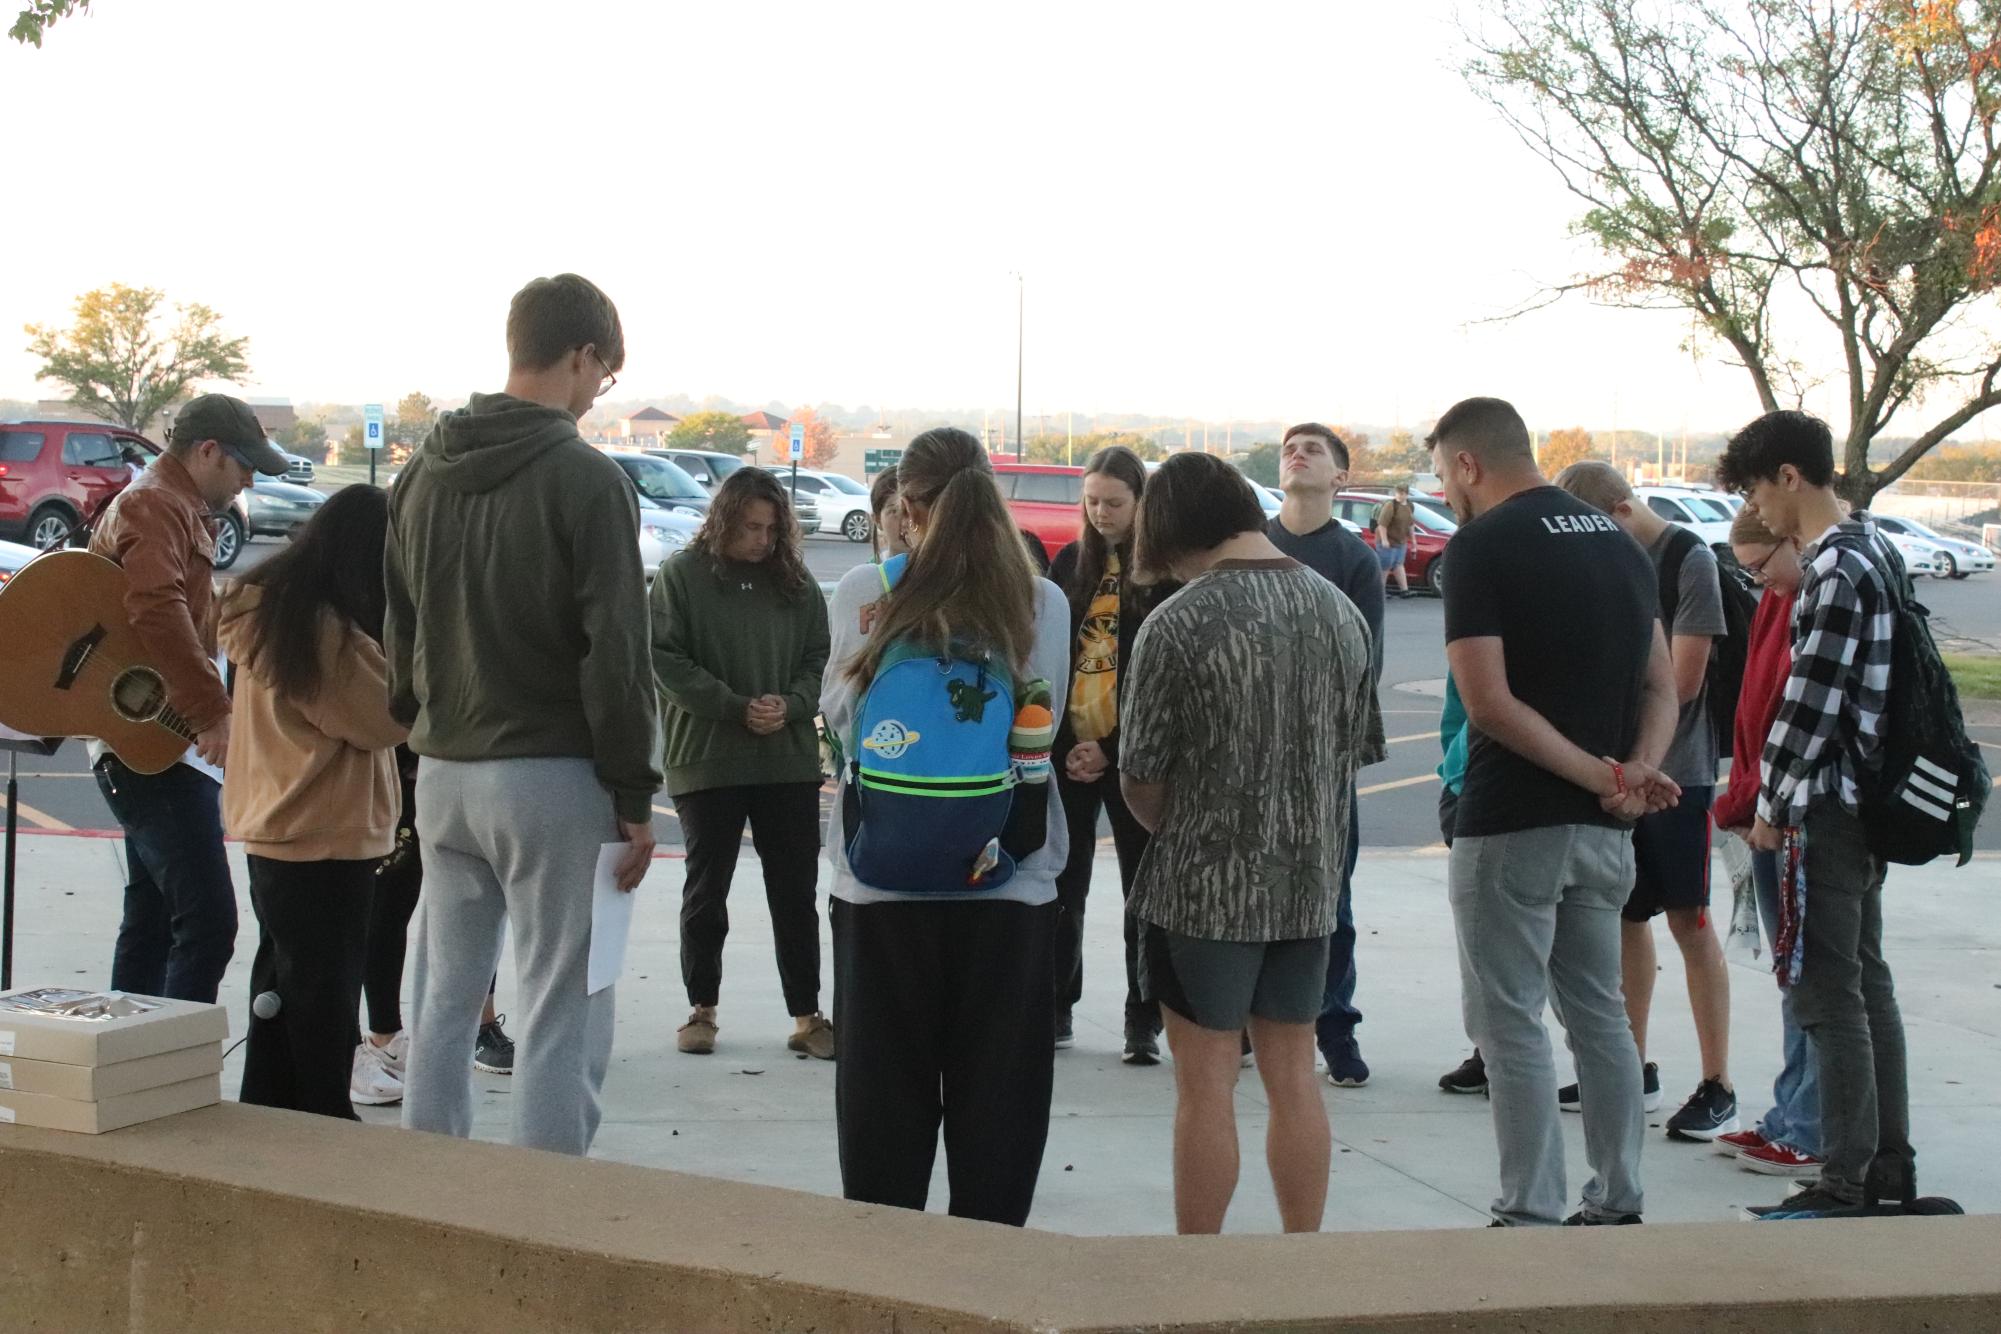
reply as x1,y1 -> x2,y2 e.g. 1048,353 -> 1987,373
1122,1019 -> 1160,1066
1439,1050 -> 1487,1095
1563,1210 -> 1643,1225
474,1015 -> 515,1074
1559,1062 -> 1660,1113
1054,1010 -> 1075,1051
1745,1185 -> 1856,1220
1666,1078 -> 1740,1142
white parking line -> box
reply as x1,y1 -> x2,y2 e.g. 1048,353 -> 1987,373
1358,774 -> 1439,797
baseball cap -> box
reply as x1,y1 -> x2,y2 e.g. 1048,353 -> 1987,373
168,394 -> 290,476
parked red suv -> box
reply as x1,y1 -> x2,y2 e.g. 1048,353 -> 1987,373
0,420 -> 154,549
1333,490 -> 1453,595
992,462 -> 1085,563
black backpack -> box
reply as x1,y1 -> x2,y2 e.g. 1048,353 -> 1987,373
1657,526 -> 1757,751
1831,531 -> 1990,867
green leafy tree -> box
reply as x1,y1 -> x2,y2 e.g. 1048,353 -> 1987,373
10,0 -> 89,46
668,410 -> 752,455
391,392 -> 436,446
1465,0 -> 2001,504
1378,428 -> 1431,473
275,416 -> 329,462
25,284 -> 250,431
1020,429 -> 1161,465
1239,442 -> 1282,487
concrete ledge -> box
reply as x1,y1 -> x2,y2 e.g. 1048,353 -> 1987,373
3,1103 -> 1998,1332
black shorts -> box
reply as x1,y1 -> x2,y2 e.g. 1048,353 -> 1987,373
1139,924 -> 1329,1031
1623,785 -> 1715,923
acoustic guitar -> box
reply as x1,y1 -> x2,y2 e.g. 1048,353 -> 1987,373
0,549 -> 201,774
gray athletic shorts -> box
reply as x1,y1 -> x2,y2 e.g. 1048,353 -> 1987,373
1139,924 -> 1330,1031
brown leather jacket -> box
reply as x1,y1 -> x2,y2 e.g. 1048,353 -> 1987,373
87,453 -> 230,735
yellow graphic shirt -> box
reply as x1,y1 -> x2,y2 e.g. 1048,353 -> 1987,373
1068,551 -> 1121,743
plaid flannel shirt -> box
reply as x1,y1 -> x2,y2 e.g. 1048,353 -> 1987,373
1756,514 -> 1902,827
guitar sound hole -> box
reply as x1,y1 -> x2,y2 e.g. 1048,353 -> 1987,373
110,667 -> 167,723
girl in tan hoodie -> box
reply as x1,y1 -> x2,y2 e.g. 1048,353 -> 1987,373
219,485 -> 407,1120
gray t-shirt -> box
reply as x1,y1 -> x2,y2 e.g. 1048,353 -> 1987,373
1649,528 -> 1727,787
1119,559 -> 1382,942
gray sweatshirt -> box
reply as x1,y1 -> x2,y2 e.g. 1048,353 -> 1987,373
819,564 -> 1071,906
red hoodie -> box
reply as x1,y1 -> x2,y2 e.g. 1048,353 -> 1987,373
1713,586 -> 1797,831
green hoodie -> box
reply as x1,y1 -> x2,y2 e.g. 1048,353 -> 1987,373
649,547 -> 830,797
385,392 -> 662,823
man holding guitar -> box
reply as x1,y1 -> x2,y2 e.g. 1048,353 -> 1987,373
88,394 -> 289,1003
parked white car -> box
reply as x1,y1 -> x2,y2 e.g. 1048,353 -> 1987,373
0,536 -> 40,589
1873,526 -> 1946,578
1871,514 -> 1993,580
1636,486 -> 1736,555
782,469 -> 874,542
637,495 -> 699,577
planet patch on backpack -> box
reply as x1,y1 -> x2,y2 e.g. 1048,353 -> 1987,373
862,719 -> 922,759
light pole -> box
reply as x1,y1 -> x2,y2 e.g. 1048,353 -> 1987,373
1013,272 -> 1024,462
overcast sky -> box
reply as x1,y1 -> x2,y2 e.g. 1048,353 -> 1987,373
2,0 -> 1986,442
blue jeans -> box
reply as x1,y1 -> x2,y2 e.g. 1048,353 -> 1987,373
1751,848 -> 1821,1158
1316,789 -> 1362,1058
94,758 -> 237,1003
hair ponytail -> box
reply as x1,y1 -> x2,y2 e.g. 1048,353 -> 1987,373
849,427 -> 1035,685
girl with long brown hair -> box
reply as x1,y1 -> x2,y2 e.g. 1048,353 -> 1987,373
651,467 -> 832,1059
218,485 -> 409,1119
818,426 -> 1072,1227
1046,445 -> 1163,1064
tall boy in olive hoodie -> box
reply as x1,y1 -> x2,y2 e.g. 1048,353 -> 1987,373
651,468 -> 832,1059
386,274 -> 662,1157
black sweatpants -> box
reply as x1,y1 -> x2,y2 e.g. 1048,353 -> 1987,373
678,782 -> 824,1016
1053,765 -> 1154,1024
239,855 -> 374,1120
364,831 -> 423,1036
831,896 -> 1057,1227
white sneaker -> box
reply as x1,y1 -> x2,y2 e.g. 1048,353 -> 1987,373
369,1030 -> 409,1081
350,1041 -> 404,1106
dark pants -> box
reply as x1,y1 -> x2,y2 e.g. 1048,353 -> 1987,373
678,782 -> 823,1016
94,757 -> 237,1003
832,897 -> 1057,1226
365,834 -> 423,1035
239,855 -> 373,1120
1052,764 -> 1155,1027
1315,787 -> 1363,1060
1792,803 -> 1914,1203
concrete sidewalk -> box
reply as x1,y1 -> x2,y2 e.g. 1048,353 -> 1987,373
5,832 -> 1995,1233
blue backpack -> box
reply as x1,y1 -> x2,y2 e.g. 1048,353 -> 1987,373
841,556 -> 1045,892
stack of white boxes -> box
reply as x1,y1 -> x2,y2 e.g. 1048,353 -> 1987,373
0,988 -> 226,1133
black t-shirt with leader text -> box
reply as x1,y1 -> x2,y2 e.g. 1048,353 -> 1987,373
1443,486 -> 1657,838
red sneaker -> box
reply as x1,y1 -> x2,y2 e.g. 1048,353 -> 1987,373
1739,1140 -> 1824,1176
1714,1128 -> 1767,1158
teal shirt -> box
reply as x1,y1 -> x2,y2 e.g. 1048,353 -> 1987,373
1438,672 -> 1469,795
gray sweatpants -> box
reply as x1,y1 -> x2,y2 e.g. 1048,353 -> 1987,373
1451,823 -> 1644,1225
402,757 -> 620,1156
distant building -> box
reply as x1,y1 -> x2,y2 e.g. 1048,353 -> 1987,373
243,398 -> 297,436
619,406 -> 681,446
